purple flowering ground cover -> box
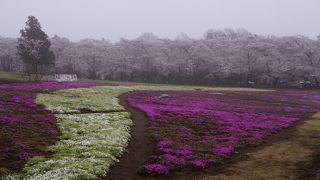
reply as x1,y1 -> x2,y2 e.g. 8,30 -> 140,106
0,82 -> 100,175
127,90 -> 320,176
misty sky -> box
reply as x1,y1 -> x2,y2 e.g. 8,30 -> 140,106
1,0 -> 320,42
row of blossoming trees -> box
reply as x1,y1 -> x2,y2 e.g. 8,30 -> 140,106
0,16 -> 320,86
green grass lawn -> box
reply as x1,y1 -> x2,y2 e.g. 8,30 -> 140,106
0,71 -> 53,82
0,71 -> 271,92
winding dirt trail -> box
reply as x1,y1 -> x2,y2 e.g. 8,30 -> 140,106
103,94 -> 156,180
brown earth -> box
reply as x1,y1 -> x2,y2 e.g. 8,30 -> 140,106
103,94 -> 157,180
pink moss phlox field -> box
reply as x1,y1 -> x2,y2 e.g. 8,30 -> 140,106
127,90 -> 320,176
0,82 -> 102,172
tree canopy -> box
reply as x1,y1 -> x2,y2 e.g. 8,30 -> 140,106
17,16 -> 55,81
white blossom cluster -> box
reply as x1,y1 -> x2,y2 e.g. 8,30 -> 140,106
36,86 -> 132,113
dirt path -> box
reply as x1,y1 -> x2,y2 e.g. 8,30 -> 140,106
103,94 -> 157,180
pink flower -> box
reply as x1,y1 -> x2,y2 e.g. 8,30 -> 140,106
191,160 -> 206,169
213,144 -> 235,157
145,164 -> 170,176
159,140 -> 173,148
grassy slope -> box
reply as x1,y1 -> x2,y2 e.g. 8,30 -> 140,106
200,113 -> 320,180
0,72 -> 30,82
0,72 -> 53,82
0,71 -> 271,91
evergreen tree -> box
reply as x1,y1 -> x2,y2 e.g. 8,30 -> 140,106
17,16 -> 55,81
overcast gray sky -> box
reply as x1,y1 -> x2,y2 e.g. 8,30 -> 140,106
1,0 -> 319,42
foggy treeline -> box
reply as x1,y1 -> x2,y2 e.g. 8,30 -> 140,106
1,29 -> 320,87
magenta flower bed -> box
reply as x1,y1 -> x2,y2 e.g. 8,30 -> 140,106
127,90 -> 320,176
0,82 -> 101,172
